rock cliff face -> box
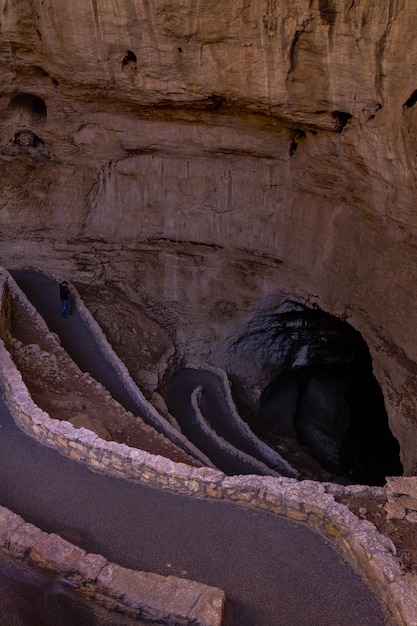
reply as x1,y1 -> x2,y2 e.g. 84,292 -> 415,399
1,1 -> 417,474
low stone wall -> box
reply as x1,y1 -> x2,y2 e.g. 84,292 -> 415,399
9,269 -> 214,469
195,363 -> 300,478
0,274 -> 225,626
1,271 -> 417,625
52,270 -> 218,467
2,341 -> 417,625
190,385 -> 279,477
0,506 -> 224,626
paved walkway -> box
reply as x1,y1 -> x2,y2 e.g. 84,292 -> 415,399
1,270 -> 395,625
12,270 -> 262,475
10,269 -> 204,464
166,367 -> 296,476
10,270 -> 145,418
166,368 -> 267,474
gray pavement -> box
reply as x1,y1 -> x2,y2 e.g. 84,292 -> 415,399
10,269 -> 144,418
0,393 -> 394,625
1,270 -> 396,625
166,368 -> 265,474
12,269 -> 263,475
166,368 -> 295,475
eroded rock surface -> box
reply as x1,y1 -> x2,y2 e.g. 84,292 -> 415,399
5,286 -> 200,467
1,1 -> 417,473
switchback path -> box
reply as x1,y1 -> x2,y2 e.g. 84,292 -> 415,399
165,368 -> 268,475
10,269 -> 145,417
11,269 -> 267,475
0,392 -> 393,626
1,270 -> 395,625
166,367 -> 296,476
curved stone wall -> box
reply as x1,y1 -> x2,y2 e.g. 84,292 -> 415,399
1,1 -> 417,472
189,385 -> 279,476
0,4 -> 417,618
1,337 -> 416,625
0,506 -> 225,626
0,277 -> 416,625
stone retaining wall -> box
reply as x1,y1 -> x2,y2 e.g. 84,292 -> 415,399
1,272 -> 417,625
5,268 -> 213,468
195,363 -> 300,478
2,339 -> 417,625
0,506 -> 225,626
190,385 -> 279,477
62,273 -> 217,468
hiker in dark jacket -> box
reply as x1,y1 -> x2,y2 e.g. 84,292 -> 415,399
59,280 -> 71,317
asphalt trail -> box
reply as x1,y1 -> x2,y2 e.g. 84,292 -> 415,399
0,393 -> 394,625
1,270 -> 395,625
11,269 -> 264,475
165,368 -> 265,474
10,269 -> 141,417
166,367 -> 296,476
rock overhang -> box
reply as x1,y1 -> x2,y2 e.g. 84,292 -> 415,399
0,0 -> 417,475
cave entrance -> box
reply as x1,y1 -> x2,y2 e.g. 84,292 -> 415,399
8,93 -> 47,125
236,303 -> 403,485
121,50 -> 137,75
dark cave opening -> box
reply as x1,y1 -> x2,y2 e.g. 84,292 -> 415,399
122,50 -> 137,65
403,89 -> 417,109
121,50 -> 137,75
8,93 -> 47,124
233,303 -> 403,485
260,360 -> 402,485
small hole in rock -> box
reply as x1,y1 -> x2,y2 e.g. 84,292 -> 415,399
289,141 -> 298,156
122,50 -> 137,66
403,90 -> 417,109
9,93 -> 47,124
332,111 -> 352,133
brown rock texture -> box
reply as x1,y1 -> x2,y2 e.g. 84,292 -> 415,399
1,2 -> 417,472
4,282 -> 201,467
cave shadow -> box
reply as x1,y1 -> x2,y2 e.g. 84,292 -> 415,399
232,304 -> 403,486
260,360 -> 403,485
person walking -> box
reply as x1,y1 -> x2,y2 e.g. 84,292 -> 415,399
59,280 -> 71,317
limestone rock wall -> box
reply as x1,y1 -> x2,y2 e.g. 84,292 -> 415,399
1,1 -> 417,472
